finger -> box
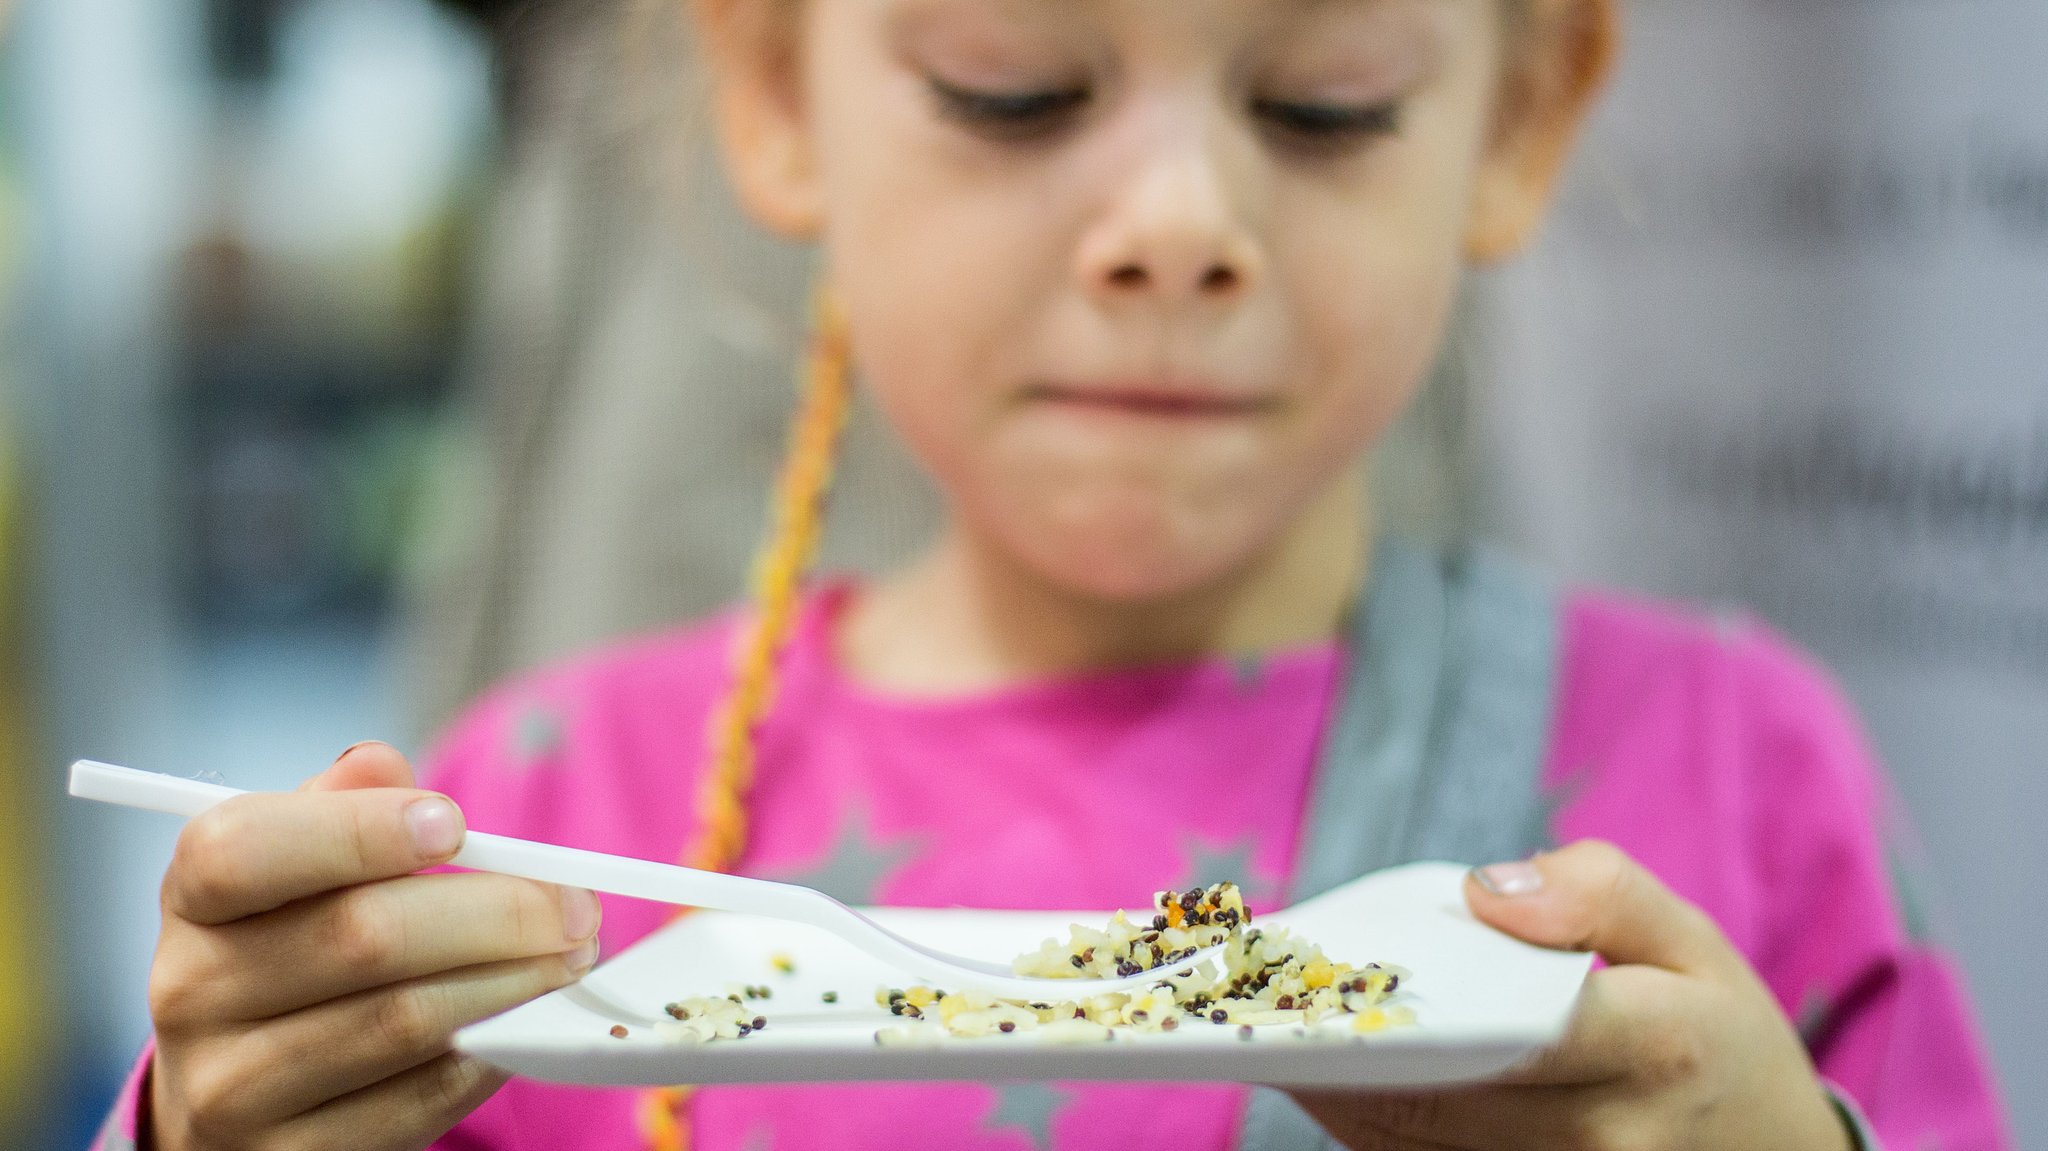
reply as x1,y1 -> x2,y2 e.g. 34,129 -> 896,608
162,787 -> 467,926
1280,1090 -> 1476,1151
207,950 -> 590,1126
272,1051 -> 509,1151
1463,840 -> 1739,977
1494,963 -> 1704,1086
1291,1082 -> 1637,1151
165,872 -> 602,1021
302,740 -> 417,793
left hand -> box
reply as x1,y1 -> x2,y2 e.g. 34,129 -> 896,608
1291,840 -> 1853,1151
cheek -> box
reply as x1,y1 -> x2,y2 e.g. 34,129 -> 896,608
1279,106 -> 1496,462
809,39 -> 1069,444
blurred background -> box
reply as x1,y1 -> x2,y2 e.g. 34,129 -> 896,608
1,0 -> 2041,1148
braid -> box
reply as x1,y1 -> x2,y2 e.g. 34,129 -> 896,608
640,286 -> 855,1151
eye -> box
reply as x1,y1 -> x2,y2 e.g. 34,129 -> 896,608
1252,98 -> 1404,152
927,76 -> 1091,141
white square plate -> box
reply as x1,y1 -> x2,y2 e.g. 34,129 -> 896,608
456,862 -> 1591,1089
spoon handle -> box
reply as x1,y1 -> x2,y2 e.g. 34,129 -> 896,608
66,760 -> 813,917
67,759 -> 1216,997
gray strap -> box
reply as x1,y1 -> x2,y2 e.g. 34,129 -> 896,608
1238,538 -> 1560,1150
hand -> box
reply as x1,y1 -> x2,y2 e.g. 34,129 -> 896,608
1291,840 -> 1853,1151
145,743 -> 602,1151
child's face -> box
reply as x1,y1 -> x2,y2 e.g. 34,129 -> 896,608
705,0 -> 1608,600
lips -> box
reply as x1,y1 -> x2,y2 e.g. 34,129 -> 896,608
1024,382 -> 1279,418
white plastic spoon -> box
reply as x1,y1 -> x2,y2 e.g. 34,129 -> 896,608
68,759 -> 1224,999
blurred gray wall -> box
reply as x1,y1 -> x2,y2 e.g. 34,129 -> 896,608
1473,3 -> 2047,1144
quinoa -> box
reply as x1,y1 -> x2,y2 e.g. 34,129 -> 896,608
650,996 -> 760,1043
868,883 -> 1413,1044
658,883 -> 1414,1047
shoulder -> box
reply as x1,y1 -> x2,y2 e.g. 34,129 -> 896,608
1547,588 -> 1891,948
1553,589 -> 1875,788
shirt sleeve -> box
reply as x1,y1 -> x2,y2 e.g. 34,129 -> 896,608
1733,623 -> 2013,1151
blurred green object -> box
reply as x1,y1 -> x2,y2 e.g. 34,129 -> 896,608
0,413 -> 48,1141
0,52 -> 48,1134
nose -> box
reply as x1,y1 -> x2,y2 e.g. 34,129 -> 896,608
1075,109 -> 1263,309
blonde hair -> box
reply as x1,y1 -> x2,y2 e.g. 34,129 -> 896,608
640,287 -> 855,1151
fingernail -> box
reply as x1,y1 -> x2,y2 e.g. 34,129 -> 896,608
405,797 -> 464,859
566,936 -> 600,974
334,739 -> 393,766
562,887 -> 602,943
1474,860 -> 1544,897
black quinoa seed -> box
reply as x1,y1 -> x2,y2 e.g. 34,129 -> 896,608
1276,995 -> 1294,1010
1210,1009 -> 1229,1024
998,1021 -> 1017,1034
1152,915 -> 1169,931
1238,1025 -> 1255,1040
737,1024 -> 751,1037
1161,1017 -> 1179,1032
1070,955 -> 1086,969
1384,975 -> 1400,994
752,1016 -> 767,1030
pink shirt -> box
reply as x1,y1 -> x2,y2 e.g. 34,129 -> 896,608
96,584 -> 2012,1150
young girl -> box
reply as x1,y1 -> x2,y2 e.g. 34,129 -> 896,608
103,0 -> 2012,1148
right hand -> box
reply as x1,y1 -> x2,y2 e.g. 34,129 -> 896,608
145,742 -> 602,1151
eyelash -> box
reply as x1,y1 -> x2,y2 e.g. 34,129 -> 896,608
1251,98 -> 1404,148
927,78 -> 1403,153
928,78 -> 1090,140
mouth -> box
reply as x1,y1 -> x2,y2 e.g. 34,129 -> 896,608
1023,381 -> 1281,420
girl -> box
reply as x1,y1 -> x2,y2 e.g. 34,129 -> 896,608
103,0 -> 2012,1148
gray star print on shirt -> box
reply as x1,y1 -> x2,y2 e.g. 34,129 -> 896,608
767,799 -> 926,905
506,701 -> 566,771
988,1082 -> 1069,1148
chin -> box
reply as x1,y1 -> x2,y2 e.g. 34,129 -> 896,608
997,503 -> 1278,606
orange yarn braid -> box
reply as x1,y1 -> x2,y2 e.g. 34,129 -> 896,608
639,288 -> 856,1151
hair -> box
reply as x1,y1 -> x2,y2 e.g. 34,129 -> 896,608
640,285 -> 855,1151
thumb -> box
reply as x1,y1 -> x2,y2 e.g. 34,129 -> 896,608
1464,840 -> 1738,977
301,740 -> 417,793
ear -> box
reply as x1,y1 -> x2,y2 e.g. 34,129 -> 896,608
693,0 -> 825,239
1464,0 -> 1619,263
